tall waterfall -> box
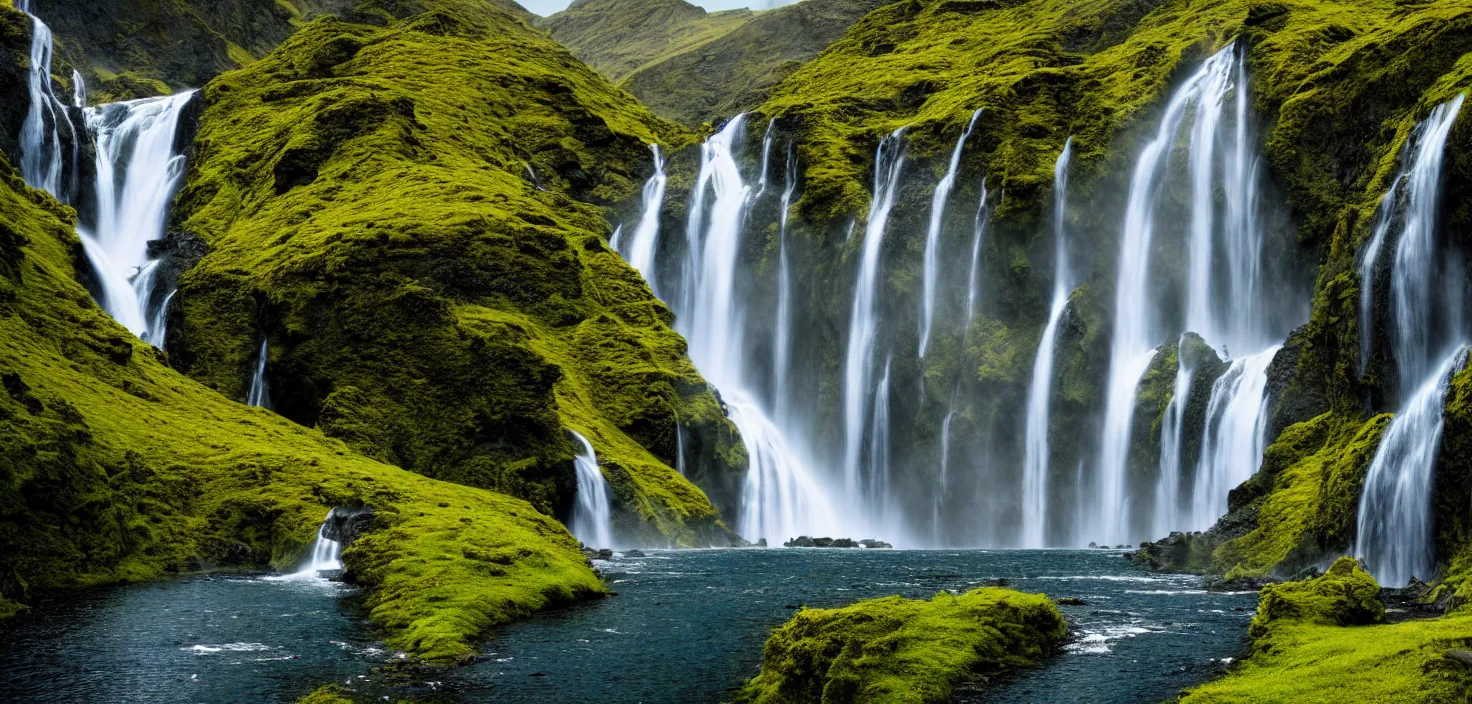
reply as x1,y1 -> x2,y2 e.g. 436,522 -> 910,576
19,10 -> 74,199
1190,345 -> 1280,528
965,182 -> 992,327
1153,337 -> 1195,537
843,128 -> 907,497
1019,138 -> 1073,547
622,144 -> 667,293
918,109 -> 981,358
1355,95 -> 1466,586
677,116 -> 843,543
1358,178 -> 1402,374
1093,44 -> 1273,544
772,141 -> 797,420
933,409 -> 955,543
246,339 -> 271,408
569,431 -> 616,549
18,11 -> 195,346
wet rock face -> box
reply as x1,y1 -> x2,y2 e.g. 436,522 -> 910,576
321,507 -> 374,546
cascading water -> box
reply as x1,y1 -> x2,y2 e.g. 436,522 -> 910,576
1355,95 -> 1466,586
19,9 -> 73,198
842,128 -> 906,497
622,145 -> 667,293
676,116 -> 843,544
918,109 -> 981,358
18,12 -> 196,346
1190,345 -> 1280,529
932,408 -> 954,544
1019,138 -> 1073,547
1094,44 -> 1272,544
1358,179 -> 1401,374
1357,348 -> 1468,586
1153,339 -> 1195,537
271,510 -> 344,582
772,141 -> 797,421
964,182 -> 992,327
569,431 -> 616,549
754,119 -> 775,200
867,358 -> 894,524
246,339 -> 271,408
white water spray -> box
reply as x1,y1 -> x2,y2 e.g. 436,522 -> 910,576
842,128 -> 906,496
772,140 -> 797,420
1190,345 -> 1280,529
1020,138 -> 1073,547
964,183 -> 991,328
271,510 -> 344,582
1355,95 -> 1466,586
918,109 -> 981,358
246,338 -> 271,408
569,431 -> 616,549
623,145 -> 667,293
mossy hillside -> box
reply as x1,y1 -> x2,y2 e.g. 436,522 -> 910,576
734,588 -> 1066,704
0,158 -> 602,662
169,9 -> 741,544
1182,558 -> 1472,703
1203,412 -> 1388,578
540,0 -> 755,83
19,0 -> 540,104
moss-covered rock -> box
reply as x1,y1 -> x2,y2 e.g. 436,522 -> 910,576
0,155 -> 601,661
1182,559 -> 1472,703
168,6 -> 745,545
735,587 -> 1066,704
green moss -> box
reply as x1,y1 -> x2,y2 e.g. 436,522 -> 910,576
0,158 -> 601,662
295,684 -> 356,704
170,9 -> 739,544
735,588 -> 1066,704
1210,412 -> 1389,578
1183,559 -> 1472,703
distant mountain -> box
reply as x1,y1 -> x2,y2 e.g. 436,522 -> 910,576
541,0 -> 892,124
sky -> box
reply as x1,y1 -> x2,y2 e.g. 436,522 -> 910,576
521,0 -> 801,17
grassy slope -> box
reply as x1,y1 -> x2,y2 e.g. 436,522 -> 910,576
1182,559 -> 1472,703
540,0 -> 755,83
24,0 -> 539,103
543,0 -> 891,125
0,158 -> 602,661
170,6 -> 744,545
735,588 -> 1066,704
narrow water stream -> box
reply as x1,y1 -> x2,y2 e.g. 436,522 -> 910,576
0,551 -> 1254,702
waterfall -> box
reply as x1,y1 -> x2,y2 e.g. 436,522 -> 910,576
1093,45 -> 1243,544
932,409 -> 955,545
677,116 -> 844,544
71,69 -> 86,107
842,127 -> 906,496
19,11 -> 72,198
1357,348 -> 1468,586
1153,341 -> 1195,537
964,183 -> 991,327
1358,178 -> 1402,374
622,145 -> 667,293
772,140 -> 797,420
1190,345 -> 1280,529
271,510 -> 344,582
608,224 -> 623,252
918,109 -> 981,358
754,119 -> 775,200
1019,138 -> 1073,548
675,421 -> 687,476
569,431 -> 616,549
867,357 -> 894,523
1354,95 -> 1466,586
246,338 -> 271,408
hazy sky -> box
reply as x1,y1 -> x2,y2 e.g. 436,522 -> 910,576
522,0 -> 800,17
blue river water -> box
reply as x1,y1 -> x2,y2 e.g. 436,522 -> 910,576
0,549 -> 1255,702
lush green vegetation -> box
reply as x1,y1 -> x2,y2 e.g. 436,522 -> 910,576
1182,559 -> 1472,703
735,588 -> 1066,704
0,155 -> 601,660
169,5 -> 746,545
544,0 -> 892,125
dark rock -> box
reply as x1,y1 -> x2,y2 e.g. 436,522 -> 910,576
1088,542 -> 1098,548
984,578 -> 1009,587
858,539 -> 892,549
1445,650 -> 1472,668
1205,575 -> 1280,592
783,536 -> 883,548
597,548 -> 613,560
321,506 -> 374,546
1055,597 -> 1086,606
622,549 -> 646,558
756,538 -> 768,547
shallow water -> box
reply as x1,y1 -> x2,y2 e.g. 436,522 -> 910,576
0,550 -> 1254,703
